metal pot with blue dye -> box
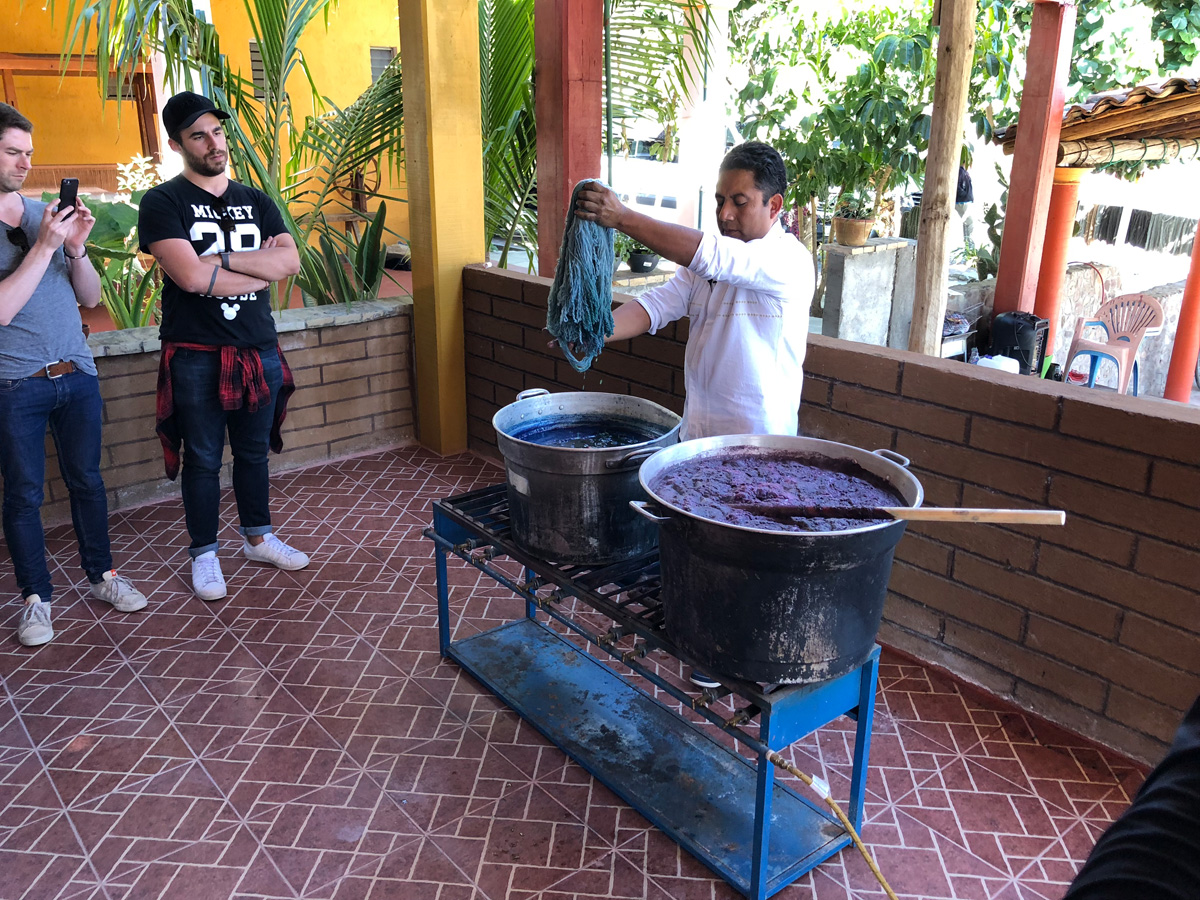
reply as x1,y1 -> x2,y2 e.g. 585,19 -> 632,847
493,388 -> 681,564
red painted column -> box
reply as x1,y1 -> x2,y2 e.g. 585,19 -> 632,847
1033,166 -> 1088,359
992,0 -> 1077,315
535,0 -> 604,277
1164,220 -> 1200,402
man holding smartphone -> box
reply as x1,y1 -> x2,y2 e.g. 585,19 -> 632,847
138,91 -> 308,602
0,103 -> 148,647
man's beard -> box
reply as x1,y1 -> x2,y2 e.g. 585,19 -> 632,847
182,146 -> 228,177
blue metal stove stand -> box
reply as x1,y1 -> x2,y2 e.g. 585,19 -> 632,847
425,485 -> 879,900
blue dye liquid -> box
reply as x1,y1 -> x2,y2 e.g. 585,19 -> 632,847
511,415 -> 668,449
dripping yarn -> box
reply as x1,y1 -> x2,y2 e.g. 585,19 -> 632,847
546,179 -> 615,373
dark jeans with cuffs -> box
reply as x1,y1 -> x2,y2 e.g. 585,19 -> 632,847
169,347 -> 282,558
0,370 -> 112,602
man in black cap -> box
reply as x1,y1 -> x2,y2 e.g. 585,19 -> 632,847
138,91 -> 308,603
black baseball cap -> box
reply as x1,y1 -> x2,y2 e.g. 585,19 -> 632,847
163,91 -> 231,138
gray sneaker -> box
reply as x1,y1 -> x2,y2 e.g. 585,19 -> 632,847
243,534 -> 310,571
89,570 -> 148,612
18,597 -> 53,647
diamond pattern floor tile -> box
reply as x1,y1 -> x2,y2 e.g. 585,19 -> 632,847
0,446 -> 1150,900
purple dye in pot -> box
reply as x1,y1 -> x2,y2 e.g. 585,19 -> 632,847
650,451 -> 906,532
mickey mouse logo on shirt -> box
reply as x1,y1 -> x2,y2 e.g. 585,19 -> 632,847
221,302 -> 241,320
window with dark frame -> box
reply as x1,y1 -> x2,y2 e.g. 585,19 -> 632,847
249,41 -> 266,100
370,47 -> 396,84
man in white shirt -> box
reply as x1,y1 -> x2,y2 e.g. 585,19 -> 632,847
574,142 -> 813,441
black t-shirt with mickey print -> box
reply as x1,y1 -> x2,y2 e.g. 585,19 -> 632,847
139,174 -> 288,349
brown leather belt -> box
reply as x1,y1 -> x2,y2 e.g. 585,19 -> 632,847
30,360 -> 77,379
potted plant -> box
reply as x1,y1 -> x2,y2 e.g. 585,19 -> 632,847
831,189 -> 875,247
627,240 -> 660,275
612,231 -> 635,274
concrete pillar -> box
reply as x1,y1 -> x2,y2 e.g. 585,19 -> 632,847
1033,166 -> 1088,360
993,0 -> 1077,316
1164,219 -> 1200,402
398,0 -> 485,453
535,0 -> 604,276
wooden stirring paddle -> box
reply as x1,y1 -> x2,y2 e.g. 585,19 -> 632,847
732,504 -> 1066,526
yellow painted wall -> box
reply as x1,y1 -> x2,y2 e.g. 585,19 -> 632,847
1,0 -> 409,239
0,1 -> 144,167
210,0 -> 409,239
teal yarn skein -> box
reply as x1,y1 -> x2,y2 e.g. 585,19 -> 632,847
546,179 -> 616,373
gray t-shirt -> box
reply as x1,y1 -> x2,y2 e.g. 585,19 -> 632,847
0,197 -> 97,379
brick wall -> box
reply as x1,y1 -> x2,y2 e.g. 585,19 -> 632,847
34,299 -> 414,525
463,264 -> 1200,764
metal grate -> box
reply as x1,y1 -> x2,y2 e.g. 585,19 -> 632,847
432,484 -> 668,635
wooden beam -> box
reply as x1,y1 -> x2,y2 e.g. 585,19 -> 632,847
1164,218 -> 1200,402
398,0 -> 485,454
992,0 -> 1076,317
0,53 -> 153,78
2,70 -> 16,108
535,0 -> 604,276
909,0 -> 977,355
132,72 -> 162,163
1057,138 -> 1200,166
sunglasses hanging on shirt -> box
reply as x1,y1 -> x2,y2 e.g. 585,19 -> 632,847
6,227 -> 30,258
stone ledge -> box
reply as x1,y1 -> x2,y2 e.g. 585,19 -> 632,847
823,236 -> 913,257
87,297 -> 412,358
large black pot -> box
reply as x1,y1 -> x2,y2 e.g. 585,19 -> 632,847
634,435 -> 923,684
494,389 -> 680,565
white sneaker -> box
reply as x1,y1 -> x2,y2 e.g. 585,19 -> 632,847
89,570 -> 148,612
243,534 -> 310,571
18,596 -> 53,647
191,552 -> 227,601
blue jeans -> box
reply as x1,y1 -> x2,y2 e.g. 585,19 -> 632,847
170,347 -> 282,557
0,370 -> 112,601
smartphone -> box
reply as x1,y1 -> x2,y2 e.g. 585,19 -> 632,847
58,178 -> 79,219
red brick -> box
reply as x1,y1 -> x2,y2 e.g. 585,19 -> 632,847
1135,538 -> 1200,594
462,263 -> 531,300
1025,616 -> 1200,709
493,344 -> 556,380
630,334 -> 686,369
1038,515 -> 1136,567
464,290 -> 491,315
465,334 -> 493,361
1149,459 -> 1200,508
1119,615 -> 1200,671
592,351 -> 674,392
944,620 -> 1108,711
464,311 -> 524,348
317,321 -> 384,345
800,406 -> 897,454
1058,393 -> 1200,465
832,384 -> 968,442
883,592 -> 944,638
1049,474 -> 1200,550
908,521 -> 1036,570
969,418 -> 1150,492
893,532 -> 953,575
805,336 -> 902,393
522,278 -> 552,309
955,551 -> 1121,638
1106,686 -> 1188,744
1012,682 -> 1167,763
469,358 -> 525,393
895,433 -> 1050,502
910,468 -> 963,508
801,376 -> 832,408
466,378 -> 494,404
889,562 -> 1025,638
901,359 -> 1061,428
494,297 -> 547,329
1035,544 -> 1200,635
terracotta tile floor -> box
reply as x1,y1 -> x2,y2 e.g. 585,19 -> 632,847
0,447 -> 1146,900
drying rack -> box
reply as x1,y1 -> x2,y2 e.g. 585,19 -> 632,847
424,484 -> 880,900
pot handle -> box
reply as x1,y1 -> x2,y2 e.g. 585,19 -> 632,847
605,447 -> 661,470
516,388 -> 549,401
873,448 -> 911,468
629,500 -> 671,523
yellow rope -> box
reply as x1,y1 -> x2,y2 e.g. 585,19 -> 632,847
765,749 -> 900,900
